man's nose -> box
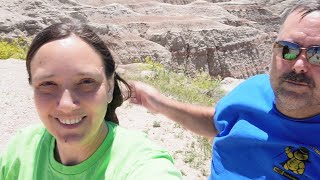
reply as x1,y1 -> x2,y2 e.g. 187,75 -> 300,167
292,49 -> 311,74
56,89 -> 79,113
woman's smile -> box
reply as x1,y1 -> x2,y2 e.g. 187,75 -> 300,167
54,115 -> 87,127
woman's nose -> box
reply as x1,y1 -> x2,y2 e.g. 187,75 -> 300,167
56,89 -> 79,113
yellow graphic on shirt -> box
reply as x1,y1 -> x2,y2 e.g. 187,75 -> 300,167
281,146 -> 310,175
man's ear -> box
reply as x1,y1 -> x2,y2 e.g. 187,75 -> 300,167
107,74 -> 115,103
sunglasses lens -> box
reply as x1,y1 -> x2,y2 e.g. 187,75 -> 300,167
307,47 -> 320,65
275,41 -> 300,61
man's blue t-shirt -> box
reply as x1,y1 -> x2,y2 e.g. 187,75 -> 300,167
210,74 -> 320,180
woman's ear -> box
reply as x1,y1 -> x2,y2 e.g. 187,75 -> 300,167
107,74 -> 115,103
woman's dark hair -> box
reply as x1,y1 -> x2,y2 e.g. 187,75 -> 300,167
26,23 -> 131,124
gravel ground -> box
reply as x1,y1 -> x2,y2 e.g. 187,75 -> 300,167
0,59 -> 211,180
0,59 -> 39,152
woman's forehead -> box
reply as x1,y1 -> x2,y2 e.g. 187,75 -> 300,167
37,35 -> 90,53
30,35 -> 105,77
32,35 -> 102,64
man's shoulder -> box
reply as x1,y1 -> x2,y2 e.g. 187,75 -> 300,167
223,74 -> 272,99
216,74 -> 274,112
234,74 -> 270,91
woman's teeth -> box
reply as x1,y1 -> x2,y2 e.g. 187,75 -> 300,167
58,117 -> 83,125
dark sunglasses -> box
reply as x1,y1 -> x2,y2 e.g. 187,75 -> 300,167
273,40 -> 320,66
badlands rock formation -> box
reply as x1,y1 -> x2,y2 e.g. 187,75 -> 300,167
0,0 -> 317,78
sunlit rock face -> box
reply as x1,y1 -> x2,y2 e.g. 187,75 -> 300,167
0,0 -> 315,78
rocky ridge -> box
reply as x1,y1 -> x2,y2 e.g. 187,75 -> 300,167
0,0 -> 317,79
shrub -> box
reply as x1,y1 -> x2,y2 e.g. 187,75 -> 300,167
128,57 -> 224,106
0,37 -> 29,60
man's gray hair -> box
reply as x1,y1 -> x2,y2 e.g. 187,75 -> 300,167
281,1 -> 320,23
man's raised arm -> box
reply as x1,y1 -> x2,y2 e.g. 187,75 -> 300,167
129,81 -> 217,138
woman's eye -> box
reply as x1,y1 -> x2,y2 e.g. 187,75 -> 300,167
39,81 -> 56,87
37,81 -> 57,94
79,79 -> 95,84
78,79 -> 98,92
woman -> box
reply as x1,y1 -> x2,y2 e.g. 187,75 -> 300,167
0,23 -> 182,179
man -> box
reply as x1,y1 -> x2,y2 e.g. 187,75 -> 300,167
130,2 -> 320,179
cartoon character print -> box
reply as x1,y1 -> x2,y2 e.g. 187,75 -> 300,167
281,146 -> 310,175
273,146 -> 313,180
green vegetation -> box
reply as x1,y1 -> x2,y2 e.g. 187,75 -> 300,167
152,120 -> 161,128
183,139 -> 211,176
196,136 -> 212,159
127,56 -> 224,176
0,37 -> 29,60
129,56 -> 224,106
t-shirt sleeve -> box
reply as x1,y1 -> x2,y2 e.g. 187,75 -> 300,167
109,124 -> 183,179
0,129 -> 22,179
125,152 -> 182,180
0,152 -> 4,179
114,127 -> 182,180
0,125 -> 44,179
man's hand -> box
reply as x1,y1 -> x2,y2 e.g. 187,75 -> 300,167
129,81 -> 216,138
129,81 -> 166,114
